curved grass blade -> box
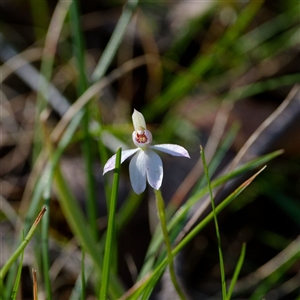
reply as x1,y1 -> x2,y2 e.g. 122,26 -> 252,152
0,208 -> 46,285
227,243 -> 246,300
91,0 -> 140,81
201,145 -> 227,299
138,151 -> 281,279
131,167 -> 266,299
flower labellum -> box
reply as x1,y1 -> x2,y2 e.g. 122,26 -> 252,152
103,109 -> 190,194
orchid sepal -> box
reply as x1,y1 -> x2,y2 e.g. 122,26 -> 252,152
150,144 -> 190,158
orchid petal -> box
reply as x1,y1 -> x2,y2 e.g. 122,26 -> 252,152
103,148 -> 139,174
145,149 -> 163,190
150,144 -> 190,158
132,109 -> 146,131
129,151 -> 147,194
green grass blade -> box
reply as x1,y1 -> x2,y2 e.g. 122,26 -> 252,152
201,146 -> 227,299
69,0 -> 98,240
138,151 -> 282,279
91,0 -> 139,81
173,167 -> 266,257
11,233 -> 25,300
227,243 -> 246,300
99,148 -> 122,299
0,208 -> 46,284
69,254 -> 94,300
135,167 -> 266,299
193,122 -> 240,193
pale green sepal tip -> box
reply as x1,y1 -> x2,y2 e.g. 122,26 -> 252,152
132,109 -> 146,131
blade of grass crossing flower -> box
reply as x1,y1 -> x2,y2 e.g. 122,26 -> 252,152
91,0 -> 139,81
69,0 -> 98,241
99,147 -> 122,300
0,207 -> 46,283
154,189 -> 186,300
201,145 -> 227,299
227,243 -> 246,300
11,233 -> 25,300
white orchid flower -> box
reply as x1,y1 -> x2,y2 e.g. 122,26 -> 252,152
103,109 -> 190,194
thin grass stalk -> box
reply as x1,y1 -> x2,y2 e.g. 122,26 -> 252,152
0,207 -> 46,287
11,233 -> 25,300
99,148 -> 122,300
69,0 -> 98,240
91,0 -> 140,81
201,146 -> 227,299
154,189 -> 186,300
227,243 -> 246,300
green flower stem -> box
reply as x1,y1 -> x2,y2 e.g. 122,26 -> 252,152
0,207 -> 46,286
201,146 -> 227,299
154,189 -> 186,300
99,148 -> 122,300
